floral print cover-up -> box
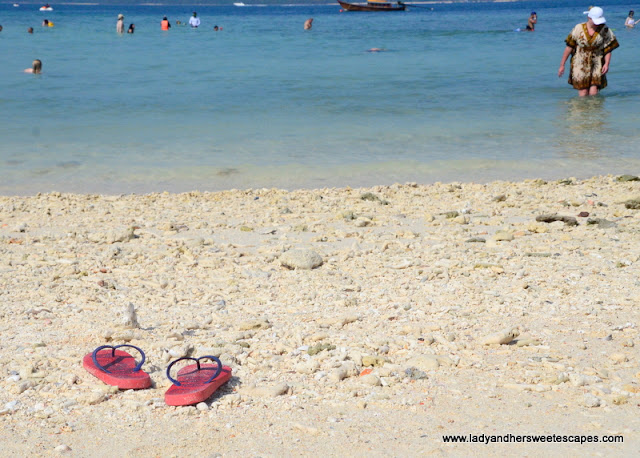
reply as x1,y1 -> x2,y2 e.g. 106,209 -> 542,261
565,23 -> 619,90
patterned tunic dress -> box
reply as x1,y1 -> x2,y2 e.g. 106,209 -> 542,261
565,23 -> 619,90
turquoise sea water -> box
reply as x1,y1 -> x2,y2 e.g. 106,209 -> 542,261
2,1 -> 640,195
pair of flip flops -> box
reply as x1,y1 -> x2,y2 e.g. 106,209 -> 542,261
82,344 -> 232,406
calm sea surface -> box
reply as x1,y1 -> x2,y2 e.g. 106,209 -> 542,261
2,1 -> 640,195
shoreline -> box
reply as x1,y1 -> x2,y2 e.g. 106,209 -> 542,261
4,156 -> 640,197
1,174 -> 638,454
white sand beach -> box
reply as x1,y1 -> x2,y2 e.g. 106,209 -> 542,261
0,175 -> 639,456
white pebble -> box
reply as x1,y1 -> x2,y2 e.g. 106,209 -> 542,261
196,402 -> 209,411
583,394 -> 601,408
481,327 -> 519,345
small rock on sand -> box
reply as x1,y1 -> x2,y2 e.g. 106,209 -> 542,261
480,327 -> 520,345
280,249 -> 323,270
405,355 -> 440,371
583,394 -> 601,408
243,383 -> 289,398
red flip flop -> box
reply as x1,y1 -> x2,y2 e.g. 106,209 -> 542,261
83,344 -> 152,390
164,356 -> 232,406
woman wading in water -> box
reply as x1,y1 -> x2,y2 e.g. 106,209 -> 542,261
558,7 -> 619,96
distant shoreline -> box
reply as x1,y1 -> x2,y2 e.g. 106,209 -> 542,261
8,0 -> 527,6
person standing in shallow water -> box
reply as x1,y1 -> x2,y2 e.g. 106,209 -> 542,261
304,18 -> 313,30
116,14 -> 125,33
558,7 -> 619,97
189,12 -> 200,28
525,12 -> 537,31
625,11 -> 640,28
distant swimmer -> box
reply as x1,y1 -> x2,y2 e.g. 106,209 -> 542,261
0,25 -> 3,32
625,11 -> 640,28
117,14 -> 125,33
189,12 -> 200,28
28,27 -> 33,34
128,23 -> 135,34
367,48 -> 387,52
24,59 -> 42,74
304,18 -> 313,30
161,16 -> 171,30
526,12 -> 537,31
214,25 -> 219,31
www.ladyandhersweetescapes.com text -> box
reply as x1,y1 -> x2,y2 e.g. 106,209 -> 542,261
442,433 -> 624,444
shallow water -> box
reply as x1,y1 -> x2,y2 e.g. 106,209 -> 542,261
1,1 -> 640,194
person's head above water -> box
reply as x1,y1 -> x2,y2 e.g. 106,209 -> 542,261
31,59 -> 42,73
629,10 -> 634,16
192,12 -> 197,17
584,6 -> 606,25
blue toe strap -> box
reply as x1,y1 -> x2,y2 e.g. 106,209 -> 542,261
166,356 -> 222,387
91,344 -> 146,374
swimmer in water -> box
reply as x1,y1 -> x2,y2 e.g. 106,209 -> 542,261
24,59 -> 42,74
525,12 -> 537,31
117,14 -> 124,33
625,11 -> 640,28
304,18 -> 313,30
189,12 -> 200,28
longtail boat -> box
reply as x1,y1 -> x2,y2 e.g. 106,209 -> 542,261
338,0 -> 406,12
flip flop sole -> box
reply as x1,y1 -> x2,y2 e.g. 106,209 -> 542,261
165,364 -> 232,406
83,350 -> 151,390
